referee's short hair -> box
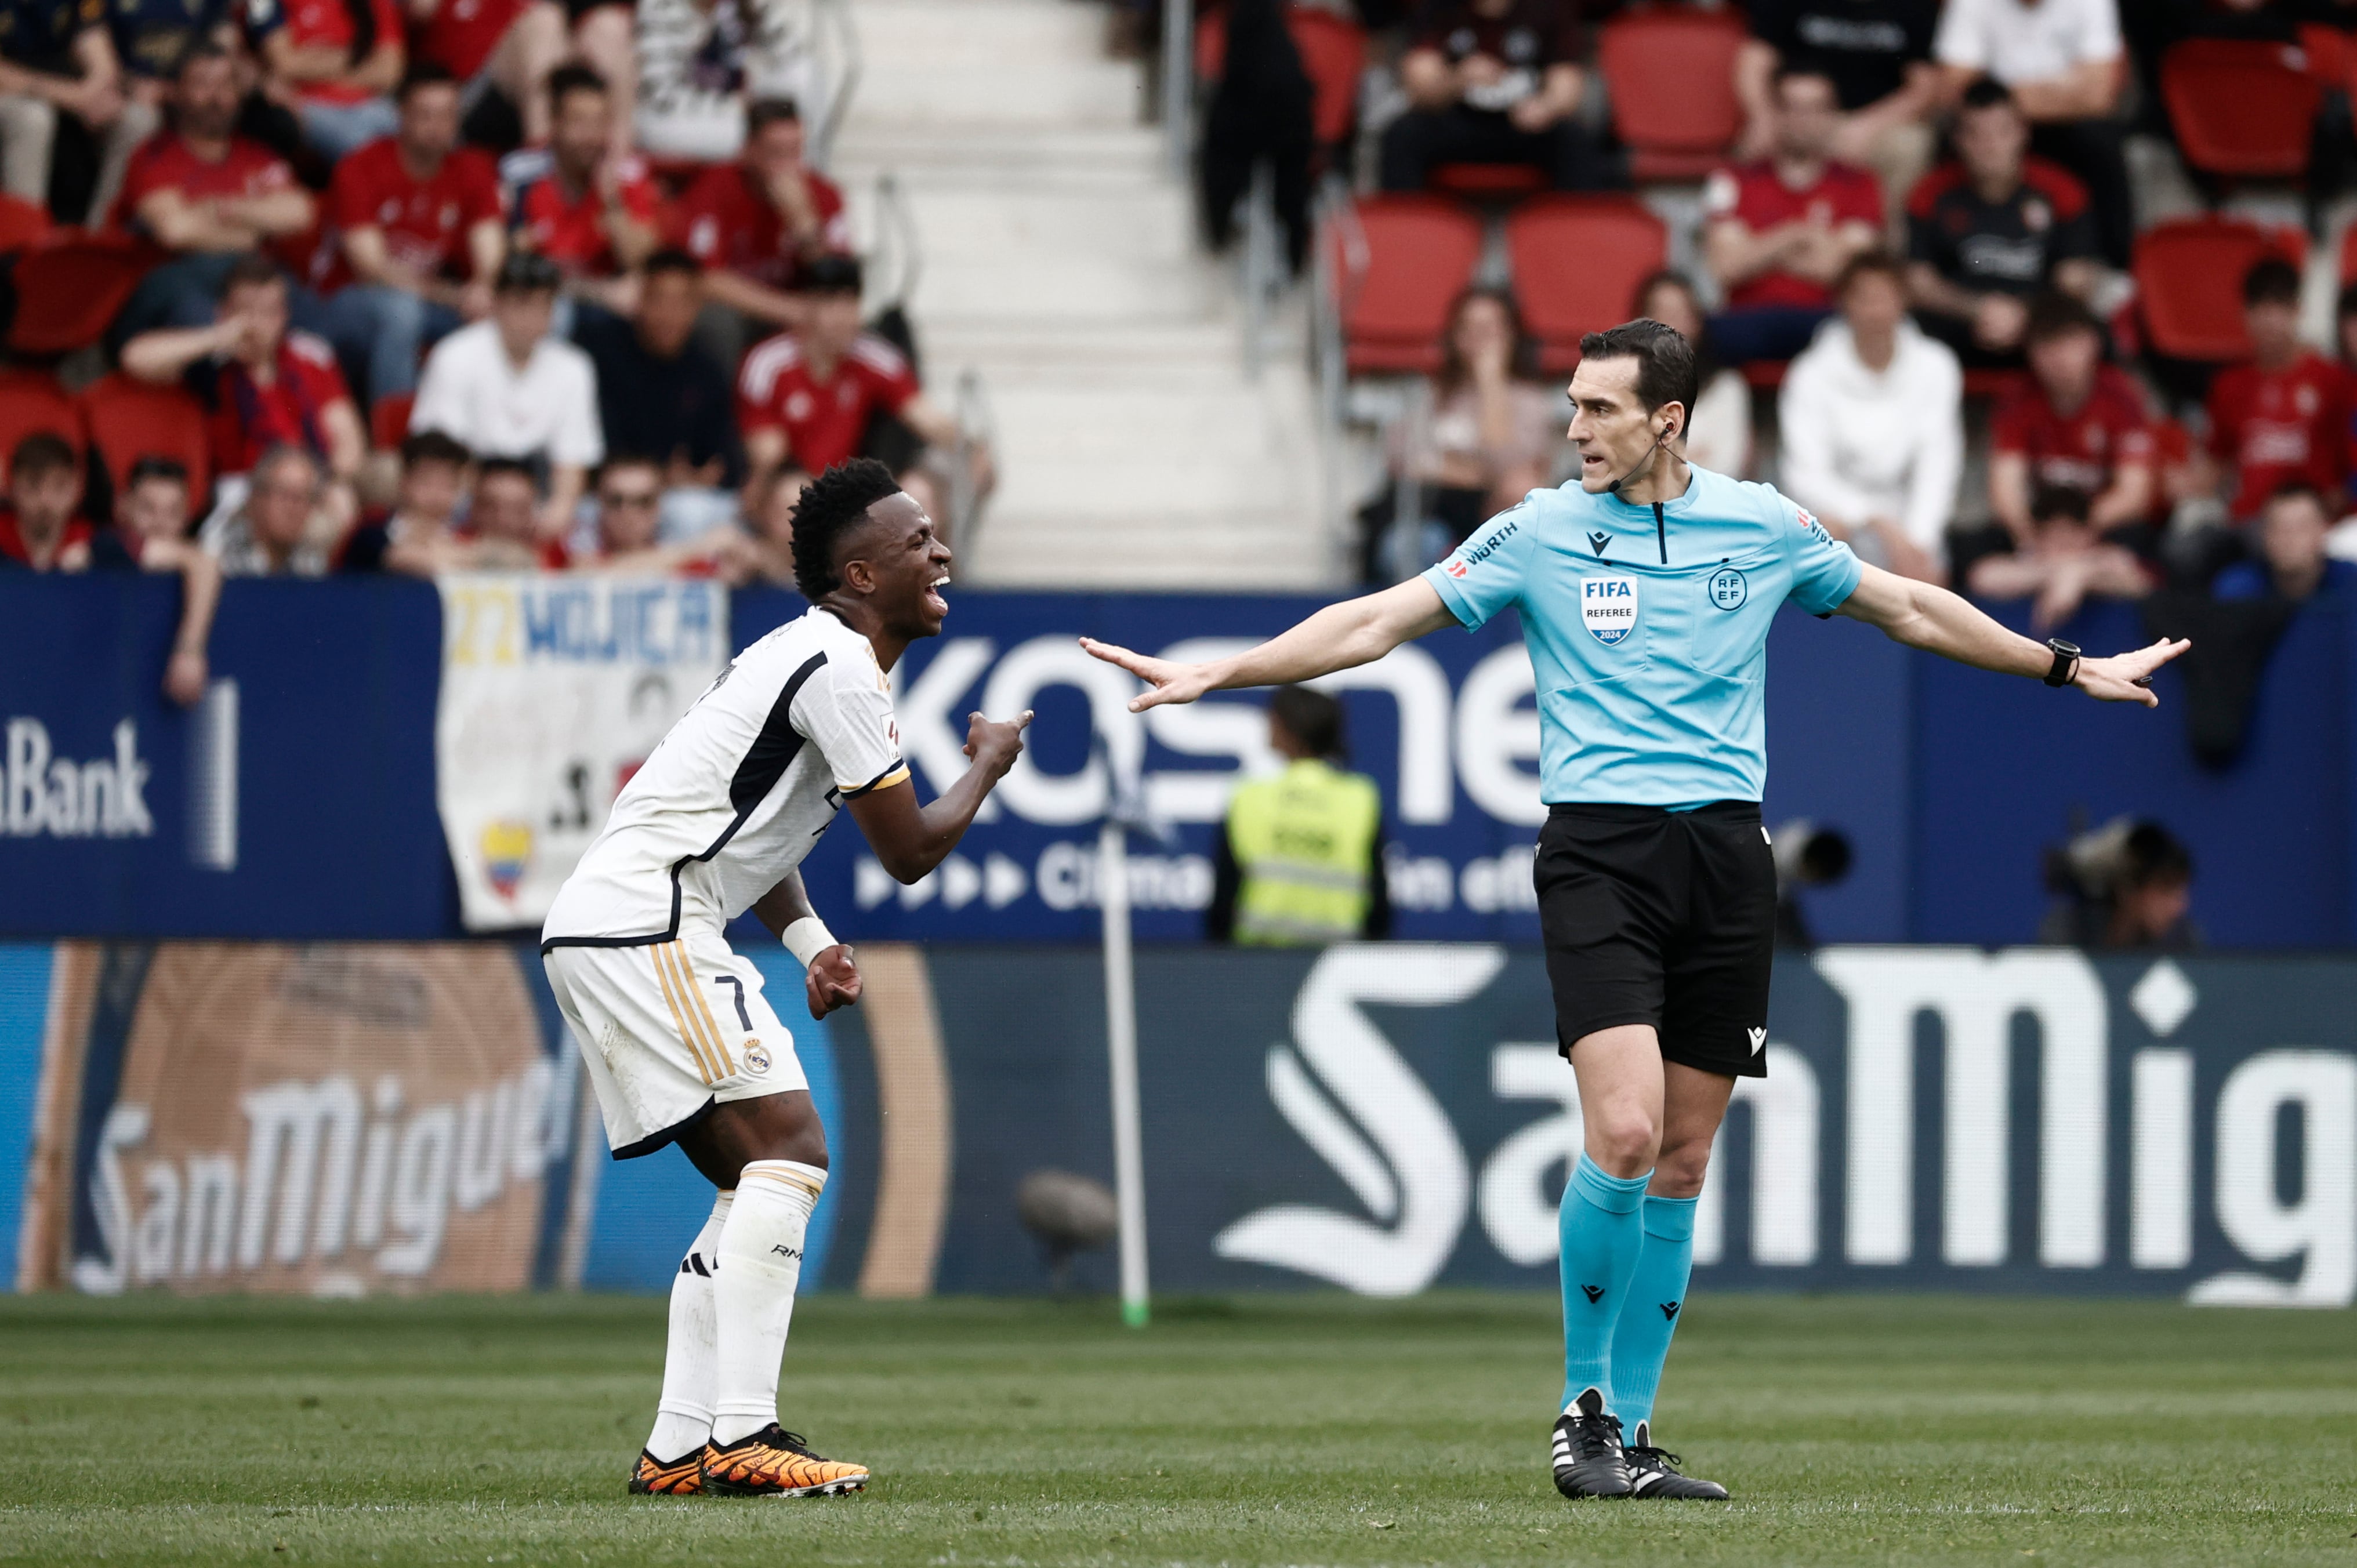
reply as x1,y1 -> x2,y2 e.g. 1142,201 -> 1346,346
1578,318 -> 1698,431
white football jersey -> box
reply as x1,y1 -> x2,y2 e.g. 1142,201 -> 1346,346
541,606 -> 907,947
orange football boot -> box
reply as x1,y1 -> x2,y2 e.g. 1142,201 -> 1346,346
629,1448 -> 705,1496
699,1425 -> 870,1497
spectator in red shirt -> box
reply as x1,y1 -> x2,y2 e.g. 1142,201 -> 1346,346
109,44 -> 318,337
244,0 -> 404,158
1377,0 -> 1617,193
675,96 -> 850,341
2204,257 -> 2344,525
0,438 -> 220,703
1703,66 -> 1882,364
499,62 -> 657,318
1906,78 -> 2103,371
408,0 -> 564,148
734,254 -> 982,512
121,253 -> 365,543
1988,291 -> 2153,549
313,63 -> 505,408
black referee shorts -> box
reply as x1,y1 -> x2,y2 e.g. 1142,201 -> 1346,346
1533,800 -> 1776,1079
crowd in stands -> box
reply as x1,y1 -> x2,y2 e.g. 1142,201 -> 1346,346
0,0 -> 988,701
1270,0 -> 2357,643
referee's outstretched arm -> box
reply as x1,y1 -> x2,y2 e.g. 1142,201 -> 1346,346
1829,563 -> 2187,705
1082,579 -> 1459,712
1080,569 -> 2188,711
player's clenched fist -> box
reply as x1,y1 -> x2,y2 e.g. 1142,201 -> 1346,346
964,709 -> 1032,775
806,945 -> 862,1019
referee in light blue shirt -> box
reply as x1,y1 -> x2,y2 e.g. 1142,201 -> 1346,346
1080,318 -> 2187,1504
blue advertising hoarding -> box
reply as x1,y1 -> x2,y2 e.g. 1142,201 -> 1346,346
1,575 -> 2352,947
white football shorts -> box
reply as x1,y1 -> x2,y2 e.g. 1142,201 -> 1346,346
544,926 -> 807,1157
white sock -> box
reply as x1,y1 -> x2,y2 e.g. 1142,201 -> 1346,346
644,1190 -> 732,1462
709,1159 -> 826,1447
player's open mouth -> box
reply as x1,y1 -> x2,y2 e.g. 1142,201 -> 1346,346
924,575 -> 951,618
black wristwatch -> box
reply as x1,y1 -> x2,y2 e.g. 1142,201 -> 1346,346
2043,637 -> 2082,688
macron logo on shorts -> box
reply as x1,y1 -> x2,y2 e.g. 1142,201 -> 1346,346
1747,1026 -> 1767,1055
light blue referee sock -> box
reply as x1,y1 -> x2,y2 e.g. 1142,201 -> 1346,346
1559,1153 -> 1652,1413
1608,1192 -> 1699,1435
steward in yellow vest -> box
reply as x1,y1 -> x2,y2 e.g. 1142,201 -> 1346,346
1207,685 -> 1391,945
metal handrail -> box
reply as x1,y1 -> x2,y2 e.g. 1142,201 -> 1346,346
1162,0 -> 1192,175
867,170 -> 923,317
810,0 -> 862,170
949,367 -> 998,560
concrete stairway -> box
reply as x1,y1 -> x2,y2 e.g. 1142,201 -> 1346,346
830,0 -> 1335,589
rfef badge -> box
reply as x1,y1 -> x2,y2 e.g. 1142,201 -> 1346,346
1582,576 -> 1638,645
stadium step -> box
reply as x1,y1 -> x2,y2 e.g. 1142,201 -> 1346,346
831,0 -> 1336,590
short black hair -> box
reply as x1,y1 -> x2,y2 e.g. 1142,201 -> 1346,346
789,458 -> 902,600
595,451 -> 662,484
496,250 -> 562,295
219,252 -> 282,297
1268,685 -> 1345,761
2029,484 -> 2093,525
2119,821 -> 2192,890
800,253 -> 863,296
176,40 -> 231,81
125,455 -> 189,491
9,431 -> 77,482
2025,288 -> 2100,344
1576,318 -> 1698,434
546,62 -> 607,110
746,96 -> 802,133
1959,74 -> 2016,113
398,60 -> 458,99
2243,255 -> 2301,307
477,455 -> 539,492
643,247 -> 702,282
401,429 -> 471,468
2267,478 -> 2330,515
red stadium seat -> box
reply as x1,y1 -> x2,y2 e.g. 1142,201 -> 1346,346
2134,216 -> 2307,361
1325,195 -> 1483,376
1599,8 -> 1747,182
1194,3 -> 1368,161
2337,221 -> 2357,285
7,230 -> 159,357
1505,195 -> 1668,373
79,373 -> 211,503
1430,163 -> 1547,198
0,368 -> 84,484
2297,23 -> 2348,88
371,391 -> 416,451
0,193 -> 49,254
2160,40 -> 2322,180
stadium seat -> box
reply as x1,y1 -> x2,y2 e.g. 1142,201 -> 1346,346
372,391 -> 416,451
2337,221 -> 2357,285
1194,4 -> 1366,164
6,231 -> 158,357
1505,196 -> 1667,373
79,373 -> 211,503
2134,216 -> 2308,361
2160,40 -> 2321,180
0,368 -> 83,483
0,193 -> 49,254
2297,22 -> 2348,88
1599,8 -> 1747,182
1430,163 -> 1547,199
1323,194 -> 1483,376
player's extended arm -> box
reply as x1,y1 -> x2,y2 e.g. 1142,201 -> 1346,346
749,868 -> 860,1018
845,710 -> 1032,883
1834,561 -> 2186,705
1081,578 -> 1457,713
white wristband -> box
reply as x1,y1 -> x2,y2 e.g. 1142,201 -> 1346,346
781,917 -> 839,970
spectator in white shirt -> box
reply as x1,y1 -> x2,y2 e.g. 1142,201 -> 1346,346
1778,250 -> 1961,583
1932,0 -> 2131,268
411,251 -> 603,540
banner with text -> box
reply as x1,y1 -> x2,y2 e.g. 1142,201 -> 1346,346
437,575 -> 727,930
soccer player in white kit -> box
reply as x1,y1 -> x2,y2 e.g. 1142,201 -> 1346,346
541,459 -> 1031,1497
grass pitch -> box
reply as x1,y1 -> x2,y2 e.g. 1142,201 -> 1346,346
0,1291 -> 2350,1566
